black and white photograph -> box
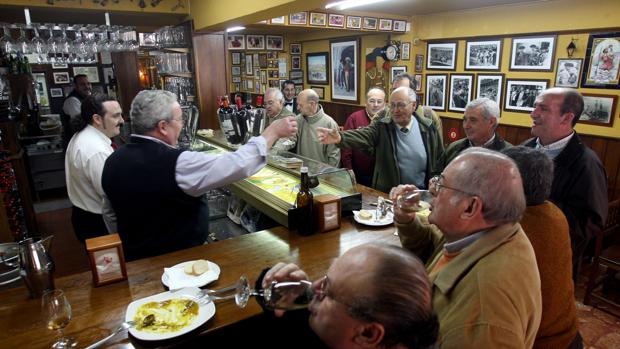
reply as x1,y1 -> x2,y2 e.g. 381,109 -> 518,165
504,79 -> 549,113
465,39 -> 502,70
579,93 -> 617,127
476,74 -> 504,105
53,72 -> 70,84
50,87 -> 63,98
427,42 -> 457,70
510,35 -> 556,71
390,66 -> 407,84
290,43 -> 301,54
331,38 -> 359,102
292,56 -> 301,70
449,74 -> 474,112
415,54 -> 423,72
425,74 -> 447,111
555,58 -> 583,88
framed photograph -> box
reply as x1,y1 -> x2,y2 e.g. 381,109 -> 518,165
271,16 -> 285,24
85,234 -> 127,287
307,52 -> 329,85
51,62 -> 68,69
261,70 -> 267,84
504,79 -> 549,113
476,74 -> 504,105
245,55 -> 253,75
328,14 -> 345,28
233,82 -> 240,91
310,12 -> 326,26
579,93 -> 617,127
138,32 -> 156,47
346,16 -> 361,29
53,72 -> 70,84
232,76 -> 241,83
50,87 -> 63,98
290,43 -> 301,54
390,66 -> 407,83
32,73 -> 50,107
227,34 -> 245,50
258,53 -> 267,68
292,56 -> 301,70
311,86 -> 325,99
427,42 -> 457,70
393,20 -> 406,32
555,58 -> 583,88
73,66 -> 100,83
231,52 -> 241,65
232,66 -> 241,76
330,38 -> 360,103
510,35 -> 556,71
401,42 -> 411,61
363,17 -> 377,30
246,35 -> 265,50
378,19 -> 393,31
581,32 -> 620,88
266,35 -> 283,50
290,70 -> 303,79
295,85 -> 303,95
289,12 -> 308,25
415,54 -> 424,72
449,74 -> 474,112
465,39 -> 502,70
254,67 -> 260,79
426,74 -> 448,111
414,74 -> 423,92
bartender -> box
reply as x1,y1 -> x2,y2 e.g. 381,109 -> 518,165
62,74 -> 92,141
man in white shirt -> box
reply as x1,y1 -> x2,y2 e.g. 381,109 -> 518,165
65,94 -> 124,242
62,74 -> 92,141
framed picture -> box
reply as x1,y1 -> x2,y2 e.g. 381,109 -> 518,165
311,86 -> 325,99
476,74 -> 504,105
231,52 -> 241,65
393,20 -> 406,32
310,12 -> 326,26
292,56 -> 301,70
232,66 -> 241,76
290,43 -> 301,54
227,34 -> 245,50
245,55 -> 253,75
85,234 -> 127,287
32,73 -> 50,107
427,42 -> 457,70
53,72 -> 70,84
579,93 -> 617,127
328,14 -> 345,28
510,35 -> 556,71
138,32 -> 156,47
257,53 -> 267,68
330,38 -> 360,103
266,35 -> 283,50
401,42 -> 411,61
233,82 -> 240,91
449,74 -> 474,112
73,66 -> 100,83
363,17 -> 377,30
246,35 -> 265,50
295,85 -> 303,95
271,16 -> 285,24
465,39 -> 502,70
425,74 -> 447,111
555,58 -> 583,88
51,62 -> 68,69
504,79 -> 549,113
415,54 -> 424,72
378,19 -> 393,31
414,74 -> 423,92
232,76 -> 241,83
346,16 -> 361,29
261,70 -> 267,84
253,53 -> 259,66
581,32 -> 620,88
307,52 -> 329,85
50,87 -> 63,98
290,70 -> 303,79
390,66 -> 407,83
289,12 -> 308,25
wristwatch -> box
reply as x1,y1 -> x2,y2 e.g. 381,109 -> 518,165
381,43 -> 400,61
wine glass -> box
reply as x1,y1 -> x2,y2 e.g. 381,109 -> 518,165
0,23 -> 15,55
396,189 -> 433,213
41,289 -> 77,349
15,24 -> 30,55
30,24 -> 48,63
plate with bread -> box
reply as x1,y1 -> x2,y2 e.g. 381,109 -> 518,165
353,209 -> 394,226
161,259 -> 221,290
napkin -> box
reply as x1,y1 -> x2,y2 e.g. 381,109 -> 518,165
164,267 -> 197,291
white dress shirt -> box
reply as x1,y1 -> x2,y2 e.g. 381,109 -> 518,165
62,96 -> 82,120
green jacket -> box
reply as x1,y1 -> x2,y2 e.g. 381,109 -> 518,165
436,133 -> 512,174
339,111 -> 444,193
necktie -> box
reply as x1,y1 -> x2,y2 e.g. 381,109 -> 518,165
400,127 -> 409,133
284,102 -> 293,106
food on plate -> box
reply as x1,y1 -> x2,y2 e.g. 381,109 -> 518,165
134,298 -> 199,333
192,260 -> 210,275
358,210 -> 373,220
183,263 -> 193,275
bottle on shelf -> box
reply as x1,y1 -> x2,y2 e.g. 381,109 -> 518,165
296,167 -> 315,236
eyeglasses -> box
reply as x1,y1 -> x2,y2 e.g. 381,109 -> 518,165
389,101 -> 412,110
367,99 -> 384,105
429,175 -> 477,197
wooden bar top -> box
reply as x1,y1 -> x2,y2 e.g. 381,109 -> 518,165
0,187 -> 397,349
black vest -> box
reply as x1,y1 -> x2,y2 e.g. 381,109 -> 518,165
102,136 -> 209,261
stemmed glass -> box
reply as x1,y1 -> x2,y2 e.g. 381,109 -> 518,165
41,289 -> 77,349
54,24 -> 72,63
30,24 -> 48,63
97,26 -> 112,53
15,24 -> 30,55
45,23 -> 57,63
122,26 -> 139,52
0,23 -> 14,55
72,26 -> 88,63
396,189 -> 433,213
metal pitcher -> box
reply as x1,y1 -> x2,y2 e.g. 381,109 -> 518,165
18,236 -> 55,298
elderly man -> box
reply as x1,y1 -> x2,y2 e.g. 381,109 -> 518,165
392,148 -> 542,348
62,74 -> 92,140
317,87 -> 443,192
437,98 -> 510,172
102,90 -> 297,261
65,94 -> 123,242
502,146 -> 581,349
296,89 -> 340,167
281,80 -> 298,113
341,88 -> 386,186
259,243 -> 439,349
264,87 -> 297,151
523,87 -> 608,279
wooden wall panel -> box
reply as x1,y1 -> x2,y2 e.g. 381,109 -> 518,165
111,52 -> 141,118
193,34 -> 227,130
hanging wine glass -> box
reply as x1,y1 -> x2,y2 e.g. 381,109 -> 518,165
72,26 -> 88,63
97,26 -> 112,53
122,26 -> 139,52
45,23 -> 57,63
0,23 -> 15,55
30,24 -> 48,63
15,24 -> 30,55
83,25 -> 98,63
54,24 -> 72,63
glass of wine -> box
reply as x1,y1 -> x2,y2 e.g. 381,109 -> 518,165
396,189 -> 433,213
41,289 -> 77,349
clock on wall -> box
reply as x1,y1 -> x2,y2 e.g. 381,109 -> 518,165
381,43 -> 401,62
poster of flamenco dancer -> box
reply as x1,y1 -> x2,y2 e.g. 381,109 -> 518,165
582,32 -> 620,89
331,38 -> 360,103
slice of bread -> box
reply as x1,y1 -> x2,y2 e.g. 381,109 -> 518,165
358,210 -> 373,220
192,259 -> 210,276
183,263 -> 194,275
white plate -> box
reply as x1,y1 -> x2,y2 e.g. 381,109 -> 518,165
161,260 -> 221,289
353,210 -> 394,226
126,287 -> 216,341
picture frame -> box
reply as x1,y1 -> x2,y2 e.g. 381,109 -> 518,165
401,42 -> 411,61
245,55 -> 253,75
52,72 -> 70,84
258,53 -> 268,68
233,82 -> 240,91
32,73 -> 50,107
581,32 -> 620,88
103,67 -> 115,85
51,62 -> 68,69
427,42 -> 457,70
231,52 -> 241,65
292,56 -> 301,70
414,74 -> 423,92
578,93 -> 617,127
310,12 -> 327,26
290,43 -> 302,54
378,19 -> 393,31
363,17 -> 377,30
138,32 -> 156,47
295,85 -> 303,95
328,14 -> 345,28
346,16 -> 361,29
555,58 -> 583,88
509,35 -> 556,71
232,76 -> 241,83
227,34 -> 245,50
50,87 -> 63,98
261,70 -> 267,84
246,35 -> 265,50
307,52 -> 329,85
232,66 -> 241,76
73,66 -> 100,83
390,66 -> 407,83
311,86 -> 325,100
330,38 -> 360,103
266,35 -> 283,50
415,54 -> 424,72
289,12 -> 308,25
290,70 -> 303,79
271,16 -> 285,24
85,234 -> 127,287
504,79 -> 549,113
465,39 -> 502,71
449,74 -> 474,112
393,20 -> 407,32
425,74 -> 447,111
476,74 -> 504,106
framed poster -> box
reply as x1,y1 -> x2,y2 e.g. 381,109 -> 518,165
246,35 -> 265,50
346,16 -> 361,29
328,14 -> 345,28
289,12 -> 308,25
449,74 -> 474,112
476,74 -> 504,105
378,19 -> 393,31
290,43 -> 301,54
427,42 -> 457,70
401,42 -> 411,61
32,73 -> 50,107
310,12 -> 327,26
414,74 -> 423,92
578,93 -> 617,126
330,38 -> 360,103
390,66 -> 407,83
510,35 -> 556,71
581,32 -> 620,88
73,66 -> 100,83
53,72 -> 70,84
415,54 -> 424,72
555,59 -> 583,88
227,35 -> 245,50
425,74 -> 447,111
307,52 -> 329,85
266,35 -> 283,50
310,86 -> 325,99
292,56 -> 301,70
363,17 -> 377,30
504,79 -> 549,113
465,39 -> 502,71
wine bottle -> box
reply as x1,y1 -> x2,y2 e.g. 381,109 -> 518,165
218,95 -> 239,145
296,167 -> 315,236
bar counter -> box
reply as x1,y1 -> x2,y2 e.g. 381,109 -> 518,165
0,187 -> 398,349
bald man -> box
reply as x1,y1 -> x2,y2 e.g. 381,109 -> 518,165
295,89 -> 340,167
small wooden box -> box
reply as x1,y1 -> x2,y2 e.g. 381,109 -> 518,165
85,234 -> 128,287
314,194 -> 341,233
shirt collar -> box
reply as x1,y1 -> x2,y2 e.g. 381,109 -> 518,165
443,230 -> 487,253
396,114 -> 415,133
85,124 -> 112,145
535,131 -> 574,151
131,134 -> 178,149
468,133 -> 496,147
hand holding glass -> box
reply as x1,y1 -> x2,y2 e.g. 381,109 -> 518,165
396,189 -> 432,213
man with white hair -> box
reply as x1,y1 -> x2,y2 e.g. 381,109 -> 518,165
296,89 -> 340,166
264,87 -> 297,151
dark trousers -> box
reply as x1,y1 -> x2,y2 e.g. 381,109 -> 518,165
71,206 -> 109,242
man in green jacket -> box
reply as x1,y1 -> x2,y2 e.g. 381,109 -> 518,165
317,87 -> 443,192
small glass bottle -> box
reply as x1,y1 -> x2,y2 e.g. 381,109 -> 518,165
296,167 -> 315,236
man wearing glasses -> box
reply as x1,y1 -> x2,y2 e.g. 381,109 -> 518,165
391,148 -> 542,348
264,87 -> 297,151
316,87 -> 443,192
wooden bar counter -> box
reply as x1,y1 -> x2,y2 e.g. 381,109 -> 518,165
0,187 -> 398,349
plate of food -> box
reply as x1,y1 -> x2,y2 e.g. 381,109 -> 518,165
126,287 -> 215,341
161,260 -> 220,289
353,209 -> 394,226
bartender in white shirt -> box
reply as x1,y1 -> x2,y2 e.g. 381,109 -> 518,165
65,93 -> 124,242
